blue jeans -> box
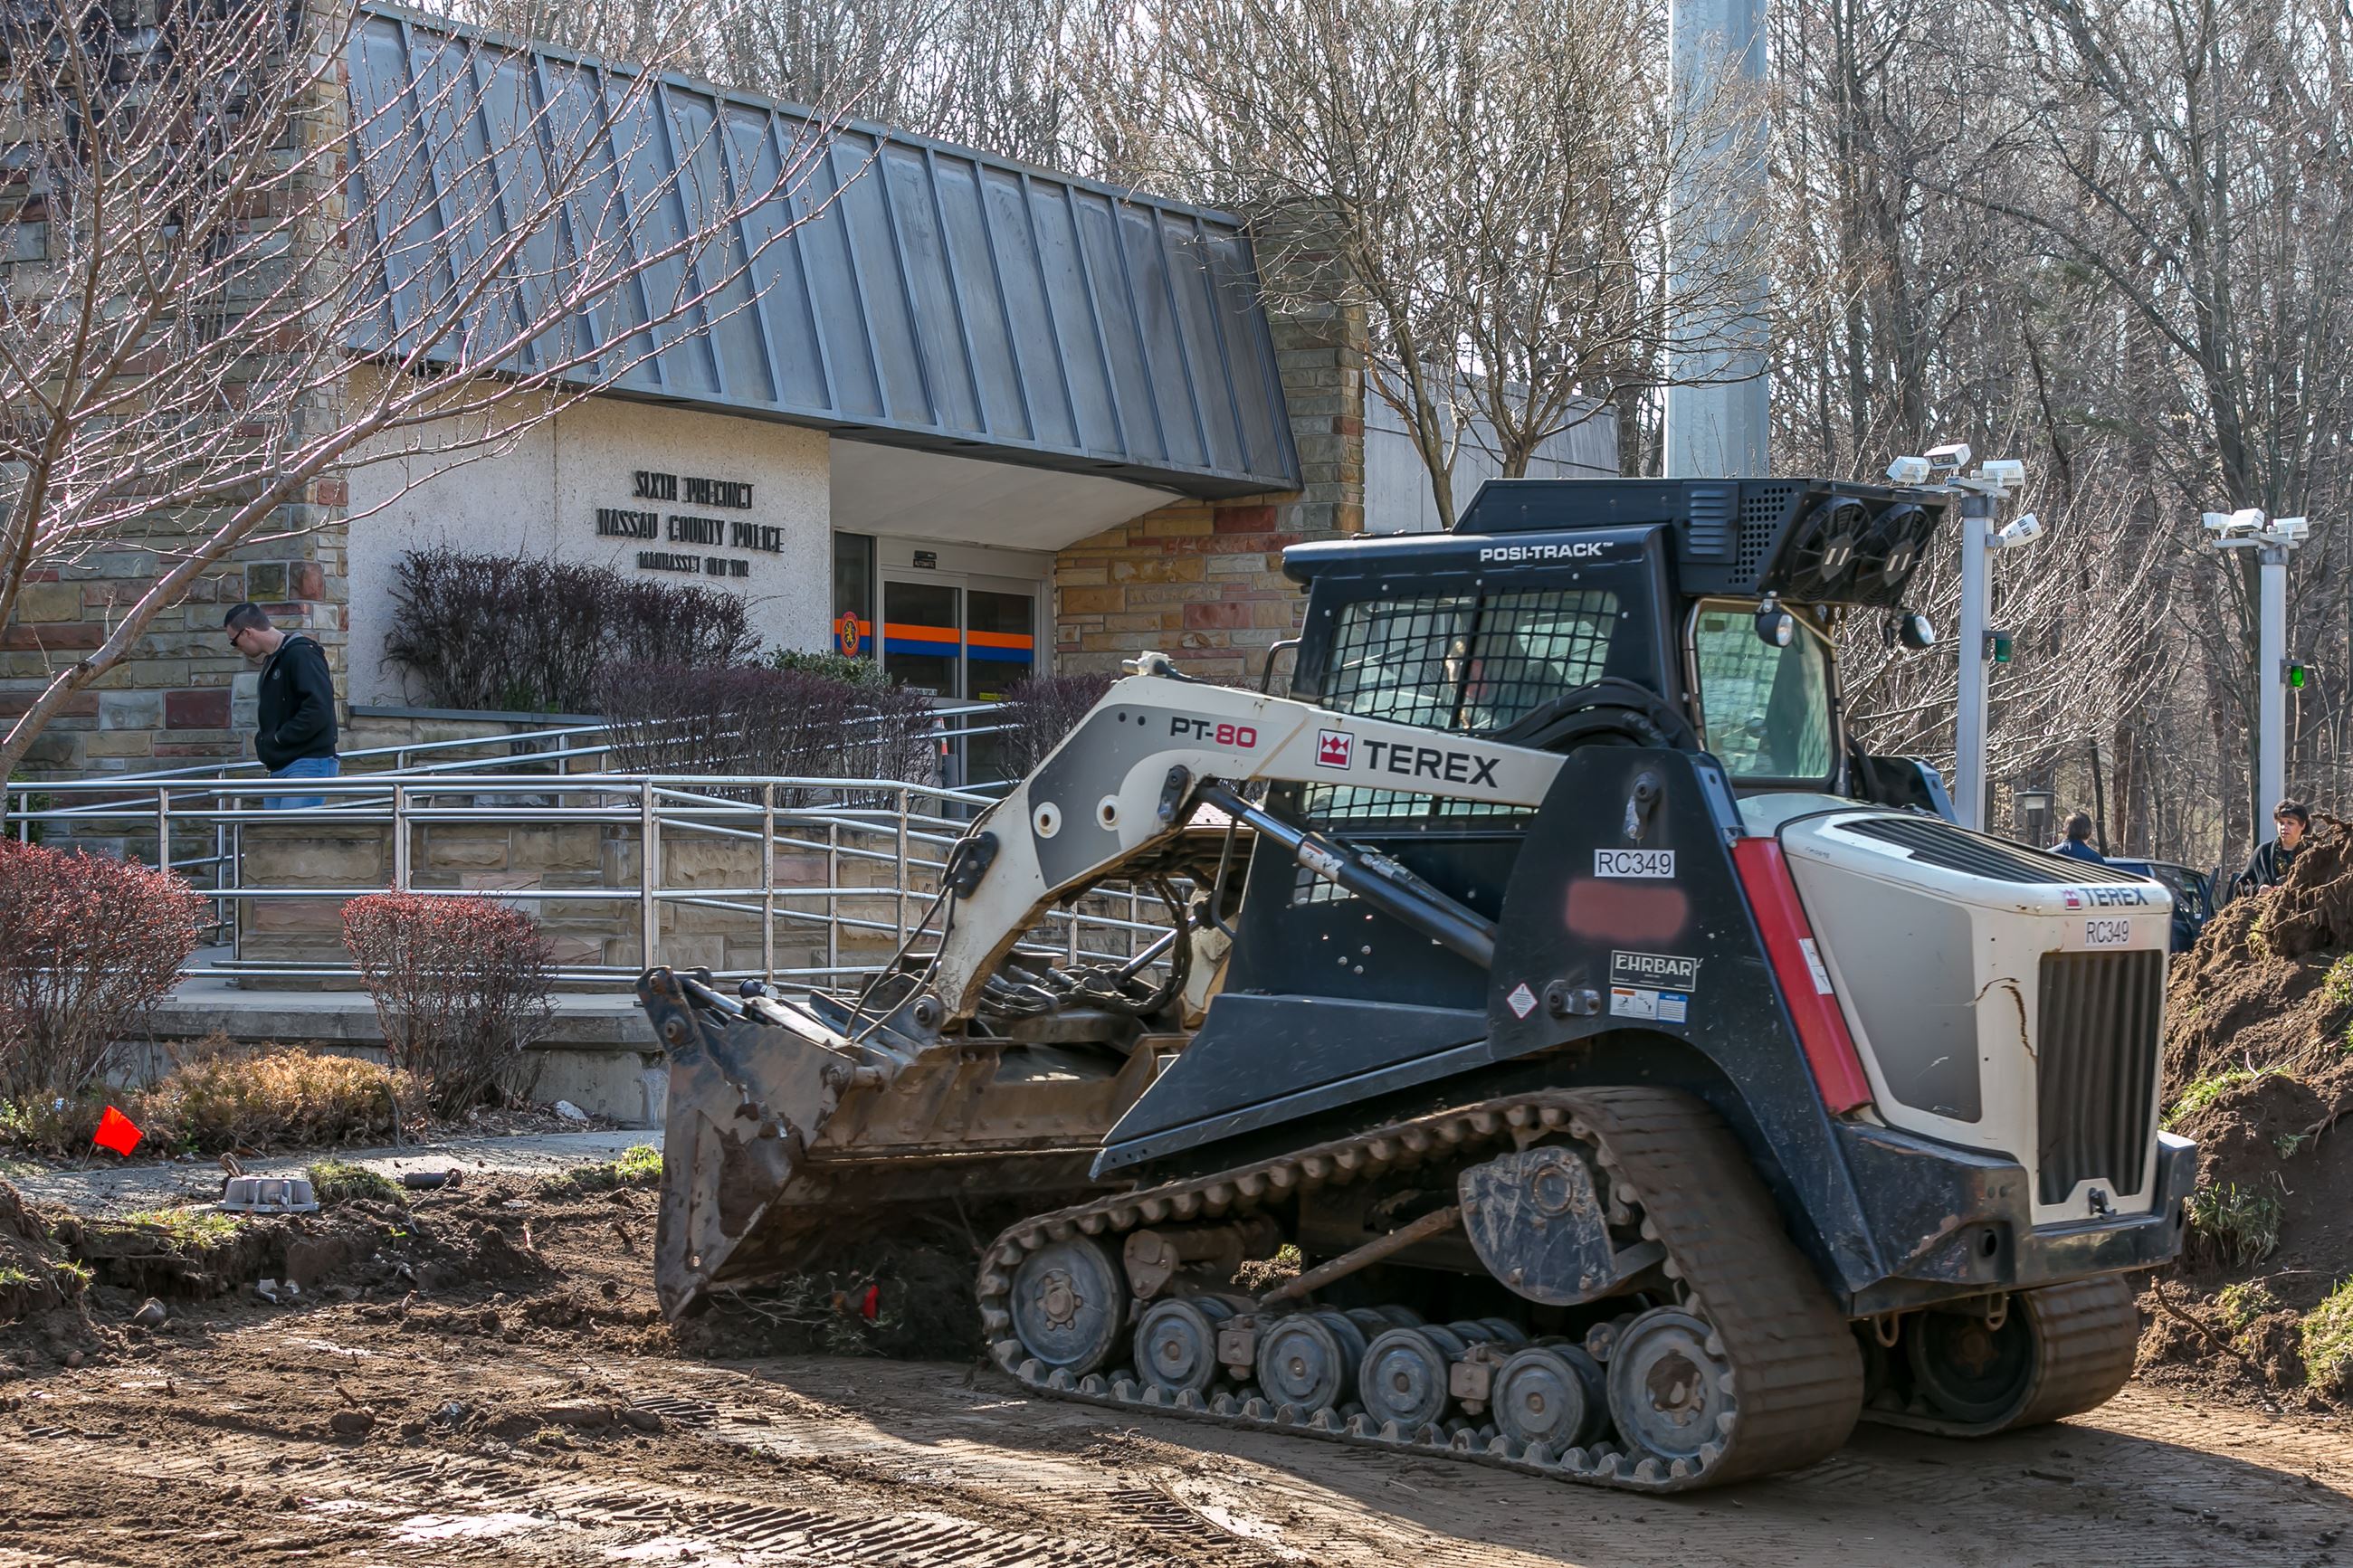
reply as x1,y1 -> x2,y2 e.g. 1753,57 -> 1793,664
267,754 -> 338,810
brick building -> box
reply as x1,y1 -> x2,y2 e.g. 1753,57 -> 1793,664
2,6 -> 1612,780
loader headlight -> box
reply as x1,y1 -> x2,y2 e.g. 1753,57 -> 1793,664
1896,611 -> 1936,650
1756,598 -> 1796,647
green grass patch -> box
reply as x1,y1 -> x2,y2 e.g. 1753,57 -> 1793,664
2215,1279 -> 2282,1332
118,1206 -> 243,1249
2186,1180 -> 2286,1269
307,1160 -> 402,1206
0,1263 -> 31,1289
2302,1280 -> 2353,1393
538,1143 -> 662,1197
2163,1068 -> 2278,1130
51,1259 -> 90,1292
2325,955 -> 2353,1008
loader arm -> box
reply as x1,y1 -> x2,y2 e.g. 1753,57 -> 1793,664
933,658 -> 1567,1020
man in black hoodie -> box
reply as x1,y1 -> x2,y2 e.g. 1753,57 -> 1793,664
225,602 -> 338,809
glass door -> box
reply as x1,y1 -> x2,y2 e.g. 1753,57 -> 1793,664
965,588 -> 1036,784
881,576 -> 1040,787
881,578 -> 963,698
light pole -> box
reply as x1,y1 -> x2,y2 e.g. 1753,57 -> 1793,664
1662,0 -> 1768,479
2204,508 -> 2308,841
1888,446 -> 2042,831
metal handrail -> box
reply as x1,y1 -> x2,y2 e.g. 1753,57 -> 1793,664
76,698 -> 1019,784
4,766 -> 1168,991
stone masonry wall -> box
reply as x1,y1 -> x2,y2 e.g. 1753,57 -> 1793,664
1052,299 -> 1368,686
0,19 -> 350,780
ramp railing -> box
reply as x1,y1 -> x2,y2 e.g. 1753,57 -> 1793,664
2,765 -> 1172,991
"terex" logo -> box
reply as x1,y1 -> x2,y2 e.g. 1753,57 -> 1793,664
1360,737 -> 1500,787
2076,886 -> 2151,907
1169,716 -> 1259,748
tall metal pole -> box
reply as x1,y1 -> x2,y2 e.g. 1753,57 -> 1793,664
1954,493 -> 1994,831
1663,0 -> 1769,479
2257,545 -> 2288,833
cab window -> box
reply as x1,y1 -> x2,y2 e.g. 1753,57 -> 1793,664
1691,602 -> 1836,784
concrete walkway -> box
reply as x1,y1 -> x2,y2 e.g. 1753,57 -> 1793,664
2,1127 -> 662,1216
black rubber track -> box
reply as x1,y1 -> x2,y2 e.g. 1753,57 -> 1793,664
976,1086 -> 1866,1493
1864,1272 -> 2142,1438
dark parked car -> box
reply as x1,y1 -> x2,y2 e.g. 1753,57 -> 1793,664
2106,858 -> 2214,952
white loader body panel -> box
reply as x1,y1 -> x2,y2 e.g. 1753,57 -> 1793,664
1748,797 -> 2170,1229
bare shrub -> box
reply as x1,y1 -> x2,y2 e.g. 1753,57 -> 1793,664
994,673 -> 1118,775
0,841 -> 205,1101
342,893 -> 555,1118
0,1038 -> 422,1157
384,548 -> 758,714
595,661 -> 939,800
147,1041 -> 421,1154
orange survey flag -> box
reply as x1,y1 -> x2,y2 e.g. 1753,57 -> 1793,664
91,1106 -> 142,1156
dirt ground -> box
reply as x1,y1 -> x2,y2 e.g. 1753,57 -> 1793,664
1,1171 -> 2349,1567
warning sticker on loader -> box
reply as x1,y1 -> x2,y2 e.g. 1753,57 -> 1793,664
1609,986 -> 1689,1023
1506,982 -> 1539,1019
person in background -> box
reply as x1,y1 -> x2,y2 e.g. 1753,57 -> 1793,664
2237,799 -> 2310,894
224,602 -> 338,809
2051,810 -> 2107,864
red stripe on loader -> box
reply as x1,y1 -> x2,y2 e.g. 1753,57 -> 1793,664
1729,837 -> 1873,1114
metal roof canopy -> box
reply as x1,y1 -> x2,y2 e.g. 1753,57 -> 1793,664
345,5 -> 1300,500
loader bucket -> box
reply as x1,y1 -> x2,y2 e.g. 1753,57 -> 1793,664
638,966 -> 1167,1320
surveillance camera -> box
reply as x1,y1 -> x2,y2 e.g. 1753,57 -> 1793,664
2275,516 -> 2310,542
1995,513 -> 2043,548
2232,507 -> 2267,533
1885,455 -> 1931,487
2203,511 -> 2235,533
1979,459 -> 2025,489
1924,442 -> 1972,473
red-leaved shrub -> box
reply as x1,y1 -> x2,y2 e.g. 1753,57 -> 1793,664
0,840 -> 205,1100
342,892 -> 555,1117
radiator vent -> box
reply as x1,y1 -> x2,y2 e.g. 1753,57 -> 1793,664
1832,816 -> 2151,888
2034,949 -> 2164,1205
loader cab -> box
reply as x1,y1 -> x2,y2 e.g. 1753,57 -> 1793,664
1225,480 -> 1950,1009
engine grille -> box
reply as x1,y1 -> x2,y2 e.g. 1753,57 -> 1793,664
1834,815 -> 2151,887
2034,949 -> 2164,1206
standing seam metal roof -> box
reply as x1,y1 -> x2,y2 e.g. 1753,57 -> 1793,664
346,4 -> 1300,499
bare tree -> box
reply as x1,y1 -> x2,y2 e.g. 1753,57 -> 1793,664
0,0 -> 848,778
1763,0 -> 2353,866
1073,0 -> 1770,529
452,0 -> 1089,166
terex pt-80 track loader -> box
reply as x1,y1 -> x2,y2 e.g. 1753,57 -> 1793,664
639,475 -> 2192,1492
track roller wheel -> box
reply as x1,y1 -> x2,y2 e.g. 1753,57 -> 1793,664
1009,1236 -> 1125,1374
1906,1305 -> 2032,1426
1492,1343 -> 1607,1451
1607,1307 -> 1734,1466
1256,1308 -> 1371,1412
1894,1276 -> 2140,1435
1358,1324 -> 1466,1431
1134,1297 -> 1234,1398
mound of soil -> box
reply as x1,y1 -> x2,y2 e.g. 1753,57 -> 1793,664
0,1181 -> 110,1370
2143,819 -> 2353,1406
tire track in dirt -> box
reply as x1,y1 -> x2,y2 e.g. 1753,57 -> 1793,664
5,1340 -> 2349,1567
